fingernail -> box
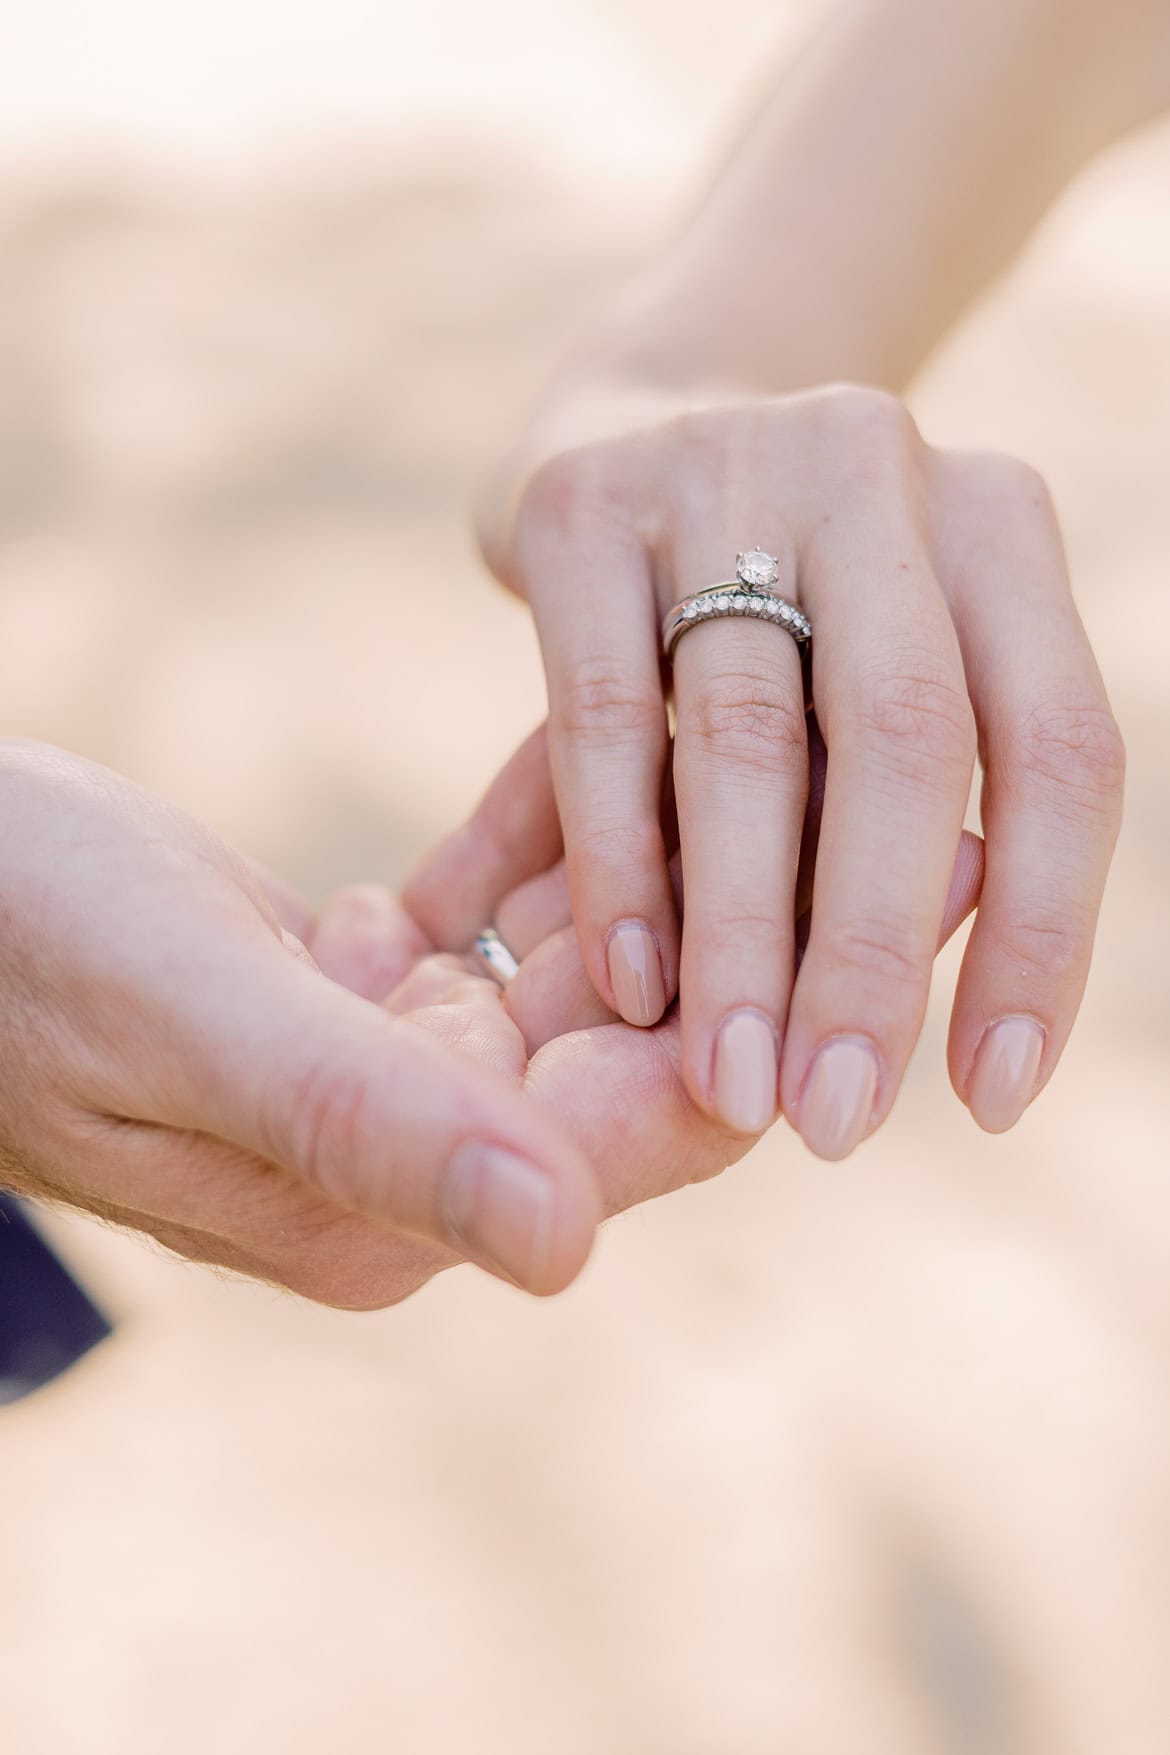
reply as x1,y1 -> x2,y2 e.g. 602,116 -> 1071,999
967,1016 -> 1045,1134
443,1143 -> 555,1290
799,1038 -> 879,1162
713,1010 -> 778,1135
606,922 -> 666,1027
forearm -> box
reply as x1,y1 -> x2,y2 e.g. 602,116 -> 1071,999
567,0 -> 1170,398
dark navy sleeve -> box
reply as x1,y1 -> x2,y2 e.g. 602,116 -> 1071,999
0,1194 -> 112,1404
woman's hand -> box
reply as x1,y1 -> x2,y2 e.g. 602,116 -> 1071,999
0,740 -> 744,1308
479,384 -> 1124,1158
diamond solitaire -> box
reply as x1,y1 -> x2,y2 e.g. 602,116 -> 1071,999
735,548 -> 780,589
661,550 -> 811,669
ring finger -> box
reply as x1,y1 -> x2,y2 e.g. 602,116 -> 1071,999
670,531 -> 809,1134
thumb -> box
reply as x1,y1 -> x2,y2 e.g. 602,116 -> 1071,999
154,937 -> 602,1296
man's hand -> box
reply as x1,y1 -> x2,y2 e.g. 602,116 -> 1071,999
0,739 -> 746,1308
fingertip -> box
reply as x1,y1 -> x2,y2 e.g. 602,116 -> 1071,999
710,1008 -> 780,1137
604,920 -> 669,1027
442,1137 -> 601,1295
536,1153 -> 604,1295
794,1037 -> 880,1163
964,1015 -> 1045,1135
308,883 -> 430,1001
504,927 -> 615,1055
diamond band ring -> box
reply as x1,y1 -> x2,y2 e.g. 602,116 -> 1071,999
472,927 -> 520,987
661,549 -> 812,665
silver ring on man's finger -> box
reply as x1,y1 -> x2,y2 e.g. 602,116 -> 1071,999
473,927 -> 520,987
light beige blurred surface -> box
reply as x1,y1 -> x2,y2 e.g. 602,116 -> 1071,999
2,3 -> 1170,1750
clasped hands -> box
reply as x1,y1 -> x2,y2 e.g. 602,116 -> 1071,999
0,386 -> 1123,1307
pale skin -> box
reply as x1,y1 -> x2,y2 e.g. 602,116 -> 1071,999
0,733 -> 982,1306
475,0 -> 1166,1158
0,0 -> 1159,1301
0,738 -> 708,1302
2,9 -> 1164,1738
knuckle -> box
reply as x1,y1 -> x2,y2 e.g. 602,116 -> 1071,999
815,382 -> 919,448
556,656 -> 665,744
516,444 -> 630,550
993,910 -> 1089,984
933,450 -> 1066,581
518,448 -> 599,534
962,449 -> 1058,523
824,921 -> 928,991
570,814 -> 666,881
663,408 -> 784,515
667,402 -> 775,460
854,665 -> 977,774
1016,701 -> 1126,807
666,406 -> 725,452
686,673 -> 807,775
691,907 -> 788,964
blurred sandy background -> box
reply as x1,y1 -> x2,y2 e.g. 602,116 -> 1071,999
2,2 -> 1170,1749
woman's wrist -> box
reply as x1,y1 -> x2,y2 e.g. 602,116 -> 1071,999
517,0 -> 1170,444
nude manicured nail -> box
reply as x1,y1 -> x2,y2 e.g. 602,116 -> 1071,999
444,1143 -> 555,1289
967,1017 -> 1045,1134
606,923 -> 666,1027
713,1010 -> 778,1135
799,1039 -> 879,1162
